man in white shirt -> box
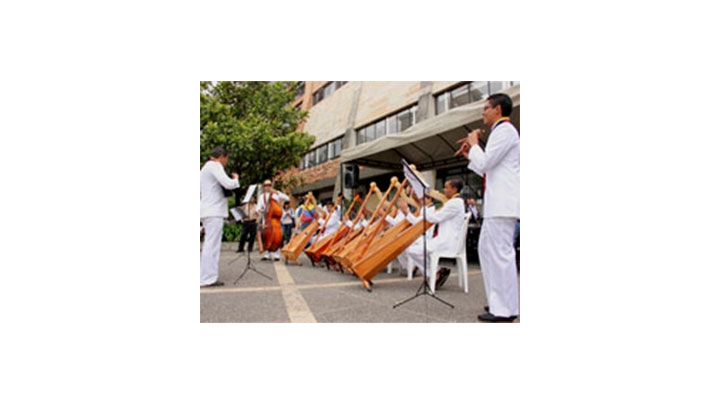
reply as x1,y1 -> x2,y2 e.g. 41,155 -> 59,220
256,180 -> 290,261
462,93 -> 520,322
385,195 -> 431,276
200,147 -> 239,287
399,179 -> 466,290
317,202 -> 341,241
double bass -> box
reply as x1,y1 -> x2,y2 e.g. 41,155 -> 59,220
260,189 -> 284,252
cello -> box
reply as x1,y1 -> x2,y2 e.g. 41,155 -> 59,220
260,188 -> 284,253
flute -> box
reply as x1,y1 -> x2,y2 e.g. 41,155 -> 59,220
455,125 -> 486,157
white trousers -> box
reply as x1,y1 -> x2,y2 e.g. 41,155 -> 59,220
405,238 -> 438,278
200,217 -> 224,286
479,217 -> 519,317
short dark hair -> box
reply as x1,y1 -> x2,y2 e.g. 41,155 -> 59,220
447,178 -> 464,194
211,146 -> 228,158
487,93 -> 513,116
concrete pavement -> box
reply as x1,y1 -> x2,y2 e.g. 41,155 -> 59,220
200,243 -> 519,323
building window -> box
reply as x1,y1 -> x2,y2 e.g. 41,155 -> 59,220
365,124 -> 376,142
387,114 -> 398,134
295,81 -> 305,99
309,149 -> 318,168
317,144 -> 328,164
355,104 -> 418,145
436,92 -> 449,115
357,128 -> 366,144
434,81 -> 518,115
300,136 -> 344,171
397,107 -> 414,132
451,85 -> 471,108
375,120 -> 386,138
312,81 -> 347,105
328,137 -> 343,159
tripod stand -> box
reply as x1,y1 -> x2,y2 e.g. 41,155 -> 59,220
393,194 -> 454,309
231,248 -> 272,284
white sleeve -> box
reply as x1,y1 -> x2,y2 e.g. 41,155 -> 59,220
468,128 -> 515,176
275,191 -> 290,202
210,163 -> 239,190
406,206 -> 427,225
425,199 -> 464,224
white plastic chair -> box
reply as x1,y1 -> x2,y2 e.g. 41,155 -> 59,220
428,212 -> 472,294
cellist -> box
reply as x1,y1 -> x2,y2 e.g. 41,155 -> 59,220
257,179 -> 289,261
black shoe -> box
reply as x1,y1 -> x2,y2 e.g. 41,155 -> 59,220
435,268 -> 451,289
236,249 -> 244,253
477,313 -> 517,323
201,281 -> 225,288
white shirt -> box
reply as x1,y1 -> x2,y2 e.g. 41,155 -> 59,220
200,160 -> 239,218
468,121 -> 520,218
406,197 -> 464,252
256,191 -> 290,214
344,218 -> 366,231
384,210 -> 406,226
319,209 -> 341,238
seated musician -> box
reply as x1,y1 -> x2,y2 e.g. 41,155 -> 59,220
388,193 -> 437,277
344,207 -> 370,231
316,202 -> 341,241
295,194 -> 317,235
398,178 -> 466,290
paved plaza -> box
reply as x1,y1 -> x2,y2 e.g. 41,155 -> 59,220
200,243 -> 519,323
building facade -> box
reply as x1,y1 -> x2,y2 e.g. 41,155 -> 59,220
288,81 -> 520,209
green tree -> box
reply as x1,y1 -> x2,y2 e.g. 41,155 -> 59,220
200,81 -> 314,202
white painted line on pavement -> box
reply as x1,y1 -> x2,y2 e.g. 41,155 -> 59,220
273,259 -> 317,323
200,270 -> 483,294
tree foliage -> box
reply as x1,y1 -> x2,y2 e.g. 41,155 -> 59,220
200,81 -> 314,194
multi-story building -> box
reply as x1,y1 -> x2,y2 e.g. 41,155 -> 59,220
288,81 -> 520,208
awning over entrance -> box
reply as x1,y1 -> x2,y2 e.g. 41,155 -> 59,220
340,86 -> 520,171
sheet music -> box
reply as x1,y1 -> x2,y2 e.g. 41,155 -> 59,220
242,184 -> 257,204
229,207 -> 244,222
401,159 -> 428,199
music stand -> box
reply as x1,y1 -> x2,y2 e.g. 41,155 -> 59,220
231,248 -> 272,283
229,192 -> 272,283
393,160 -> 454,309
